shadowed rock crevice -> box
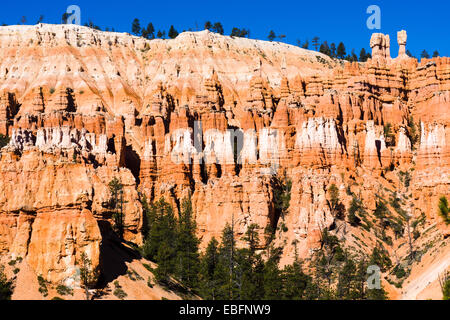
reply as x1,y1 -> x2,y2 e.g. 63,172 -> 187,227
97,220 -> 140,286
123,145 -> 141,185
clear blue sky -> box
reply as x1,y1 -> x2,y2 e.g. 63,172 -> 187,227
1,0 -> 448,57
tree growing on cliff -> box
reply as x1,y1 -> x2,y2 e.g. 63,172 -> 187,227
311,37 -> 320,51
268,30 -> 276,42
272,176 -> 292,221
302,40 -> 309,49
132,18 -> 141,36
438,196 -> 450,224
433,50 -> 440,58
168,25 -> 179,39
337,42 -> 346,59
156,30 -> 165,39
421,50 -> 430,59
230,28 -> 249,38
330,43 -> 336,57
142,23 -> 155,39
212,22 -> 224,35
319,41 -> 331,56
328,183 -> 345,219
348,196 -> 362,226
108,177 -> 125,239
204,21 -> 212,30
312,229 -> 345,298
61,13 -> 69,24
0,266 -> 13,300
79,252 -> 97,301
359,48 -> 368,62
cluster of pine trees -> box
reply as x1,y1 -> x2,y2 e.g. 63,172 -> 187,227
131,18 -> 179,39
139,195 -> 389,300
293,37 -> 372,62
130,19 -> 249,39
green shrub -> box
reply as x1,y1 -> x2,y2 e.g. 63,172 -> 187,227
113,281 -> 127,300
56,284 -> 74,296
37,275 -> 48,297
0,134 -> 10,149
0,266 -> 14,300
147,277 -> 154,288
438,196 -> 450,224
393,265 -> 406,279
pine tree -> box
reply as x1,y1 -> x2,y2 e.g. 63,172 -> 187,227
369,246 -> 392,272
328,183 -> 344,219
262,244 -> 283,300
330,43 -> 336,57
312,229 -> 345,299
199,238 -> 221,299
302,40 -> 309,49
359,48 -> 367,62
212,22 -> 224,35
336,255 -> 357,299
348,196 -> 362,226
282,261 -> 314,299
240,29 -> 249,38
142,198 -> 177,263
237,224 -> 264,299
204,21 -> 212,30
319,41 -> 331,56
62,13 -> 69,24
421,50 -> 430,59
268,30 -> 276,42
154,241 -> 176,285
108,177 -> 125,239
156,30 -> 165,39
433,50 -> 440,58
438,196 -> 450,224
231,28 -> 249,38
272,176 -> 292,220
142,23 -> 155,39
218,223 -> 237,299
311,37 -> 320,51
79,252 -> 97,300
354,259 -> 368,299
337,42 -> 346,59
132,18 -> 141,36
175,197 -> 200,289
168,25 -> 179,39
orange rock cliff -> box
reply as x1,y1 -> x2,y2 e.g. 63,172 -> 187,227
0,24 -> 448,298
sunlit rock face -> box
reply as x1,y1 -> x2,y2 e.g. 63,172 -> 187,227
0,24 -> 449,285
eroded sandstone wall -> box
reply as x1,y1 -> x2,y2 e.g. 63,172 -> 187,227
0,24 -> 448,284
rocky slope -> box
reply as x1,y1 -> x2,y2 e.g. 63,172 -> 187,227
0,24 -> 448,299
